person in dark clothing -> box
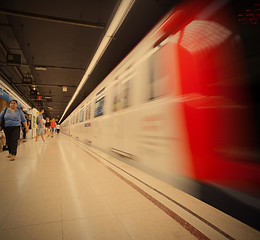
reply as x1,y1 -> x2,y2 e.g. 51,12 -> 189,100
21,114 -> 30,141
0,100 -> 29,161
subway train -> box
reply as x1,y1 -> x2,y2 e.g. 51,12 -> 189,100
61,0 -> 260,230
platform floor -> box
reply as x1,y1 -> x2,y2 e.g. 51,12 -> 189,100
0,133 -> 259,240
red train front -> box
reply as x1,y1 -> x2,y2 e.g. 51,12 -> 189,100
155,0 -> 260,229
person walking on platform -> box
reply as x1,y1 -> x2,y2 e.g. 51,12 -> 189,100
21,114 -> 29,142
35,108 -> 45,142
56,123 -> 60,134
50,118 -> 56,138
0,130 -> 7,151
45,117 -> 51,137
0,100 -> 29,161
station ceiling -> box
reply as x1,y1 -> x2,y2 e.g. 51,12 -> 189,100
0,0 -> 178,121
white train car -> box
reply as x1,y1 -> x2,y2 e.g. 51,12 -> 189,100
61,0 -> 260,230
62,11 -> 185,182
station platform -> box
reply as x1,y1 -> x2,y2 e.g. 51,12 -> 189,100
0,134 -> 259,240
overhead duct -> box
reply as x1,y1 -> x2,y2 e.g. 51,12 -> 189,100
6,53 -> 21,64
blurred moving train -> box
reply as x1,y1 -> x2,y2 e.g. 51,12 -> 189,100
61,0 -> 260,230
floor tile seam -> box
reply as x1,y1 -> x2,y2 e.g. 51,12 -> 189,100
122,173 -> 238,240
0,220 -> 63,231
61,213 -> 115,222
112,212 -> 135,240
97,191 -> 145,199
13,196 -> 62,206
90,141 -> 239,240
61,200 -> 116,219
60,193 -> 100,200
80,149 -> 182,203
110,207 -> 161,216
108,165 -> 213,240
61,213 -> 133,240
73,141 -> 211,240
61,215 -> 109,222
21,186 -> 61,195
60,193 -> 106,204
0,188 -> 24,230
129,191 -> 227,240
72,138 -> 237,240
0,149 -> 59,229
73,141 -> 165,188
62,218 -> 133,240
59,188 -> 64,240
66,136 -> 228,236
1,196 -> 63,229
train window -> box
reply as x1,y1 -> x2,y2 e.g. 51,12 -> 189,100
147,51 -> 165,101
95,97 -> 105,117
85,104 -> 91,120
88,104 -> 91,119
85,106 -> 88,120
113,83 -> 123,111
123,81 -> 130,108
76,113 -> 79,123
95,88 -> 105,117
79,109 -> 84,122
113,83 -> 119,111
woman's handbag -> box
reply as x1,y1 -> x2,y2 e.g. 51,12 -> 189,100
0,108 -> 7,130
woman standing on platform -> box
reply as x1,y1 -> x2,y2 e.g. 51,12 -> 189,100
0,100 -> 29,161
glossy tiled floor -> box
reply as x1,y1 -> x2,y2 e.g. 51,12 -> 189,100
0,134 -> 259,240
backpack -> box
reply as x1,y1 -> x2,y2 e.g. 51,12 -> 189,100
0,108 -> 7,130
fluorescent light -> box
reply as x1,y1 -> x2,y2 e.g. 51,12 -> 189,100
35,66 -> 47,70
62,86 -> 68,92
59,0 -> 135,123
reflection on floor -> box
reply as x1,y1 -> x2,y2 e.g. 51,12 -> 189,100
0,134 -> 259,240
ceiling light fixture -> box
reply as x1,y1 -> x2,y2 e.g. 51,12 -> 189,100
62,86 -> 68,92
59,0 -> 135,123
35,66 -> 47,70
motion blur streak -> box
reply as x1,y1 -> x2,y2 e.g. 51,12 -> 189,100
61,0 -> 260,230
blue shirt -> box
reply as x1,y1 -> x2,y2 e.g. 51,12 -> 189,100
37,113 -> 44,128
0,108 -> 26,127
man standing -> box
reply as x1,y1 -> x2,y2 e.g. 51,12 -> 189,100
50,118 -> 56,138
35,108 -> 45,142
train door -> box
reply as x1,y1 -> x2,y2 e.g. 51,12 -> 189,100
26,108 -> 38,138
